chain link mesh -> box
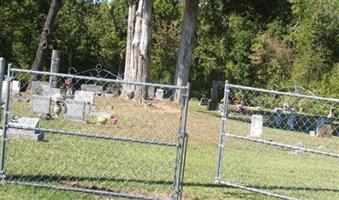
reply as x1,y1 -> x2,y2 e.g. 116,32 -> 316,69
217,83 -> 339,200
1,69 -> 189,200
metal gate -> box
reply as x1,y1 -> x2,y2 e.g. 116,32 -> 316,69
0,61 -> 189,200
215,81 -> 339,200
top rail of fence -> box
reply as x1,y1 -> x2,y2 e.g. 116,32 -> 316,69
228,83 -> 339,103
10,68 -> 188,90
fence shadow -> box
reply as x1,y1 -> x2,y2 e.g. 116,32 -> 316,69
8,175 -> 339,193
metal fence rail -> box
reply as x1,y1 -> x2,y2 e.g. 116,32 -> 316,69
216,81 -> 339,200
0,62 -> 190,200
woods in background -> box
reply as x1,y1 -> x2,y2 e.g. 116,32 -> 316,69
0,0 -> 338,99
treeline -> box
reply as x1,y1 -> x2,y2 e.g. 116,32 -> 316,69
0,0 -> 338,98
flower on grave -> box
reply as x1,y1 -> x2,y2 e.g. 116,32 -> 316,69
111,116 -> 118,126
51,93 -> 65,102
65,78 -> 72,88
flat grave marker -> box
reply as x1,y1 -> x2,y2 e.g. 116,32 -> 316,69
7,117 -> 44,141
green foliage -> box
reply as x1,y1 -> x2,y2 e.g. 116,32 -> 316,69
0,0 -> 338,99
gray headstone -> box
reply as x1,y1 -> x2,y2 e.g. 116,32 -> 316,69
31,81 -> 49,94
155,89 -> 164,100
105,88 -> 120,97
91,112 -> 112,125
42,88 -> 61,97
199,98 -> 208,106
148,86 -> 155,99
74,90 -> 95,104
65,99 -> 85,122
31,95 -> 51,114
211,80 -> 218,102
81,84 -> 103,93
7,117 -> 44,141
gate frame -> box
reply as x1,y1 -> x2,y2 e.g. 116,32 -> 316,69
215,81 -> 339,200
0,67 -> 190,200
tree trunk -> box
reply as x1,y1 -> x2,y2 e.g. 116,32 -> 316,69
123,0 -> 152,102
173,0 -> 198,103
31,0 -> 62,71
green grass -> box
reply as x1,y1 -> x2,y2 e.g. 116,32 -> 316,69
0,98 -> 338,200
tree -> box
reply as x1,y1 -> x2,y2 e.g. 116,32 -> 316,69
173,0 -> 198,103
32,0 -> 62,71
123,0 -> 153,102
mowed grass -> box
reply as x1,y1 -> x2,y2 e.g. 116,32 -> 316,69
0,98 -> 338,200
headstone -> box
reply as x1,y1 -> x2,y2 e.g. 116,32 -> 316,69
207,81 -> 218,110
315,117 -> 326,134
105,87 -> 120,97
31,81 -> 49,94
211,80 -> 218,102
65,99 -> 85,122
31,95 -> 51,114
274,107 -> 283,127
1,80 -> 20,101
91,112 -> 112,125
91,112 -> 112,119
155,89 -> 164,100
199,98 -> 208,106
12,80 -> 20,94
148,86 -> 155,99
250,115 -> 263,137
7,117 -> 44,141
42,88 -> 61,97
81,84 -> 103,93
74,90 -> 95,104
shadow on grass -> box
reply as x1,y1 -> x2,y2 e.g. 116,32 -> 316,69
7,175 -> 339,193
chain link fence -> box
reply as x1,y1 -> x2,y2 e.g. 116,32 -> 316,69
0,65 -> 189,200
216,81 -> 339,200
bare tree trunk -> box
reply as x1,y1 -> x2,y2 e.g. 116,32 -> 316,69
134,0 -> 152,100
122,1 -> 137,97
173,0 -> 198,103
32,0 -> 62,71
123,0 -> 152,102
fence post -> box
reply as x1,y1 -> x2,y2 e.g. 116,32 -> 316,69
0,63 -> 12,180
215,80 -> 230,183
173,83 -> 190,200
49,50 -> 60,88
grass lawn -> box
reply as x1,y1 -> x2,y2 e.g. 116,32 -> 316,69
0,97 -> 338,200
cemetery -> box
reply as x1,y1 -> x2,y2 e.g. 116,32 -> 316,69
0,1 -> 338,200
0,63 -> 337,200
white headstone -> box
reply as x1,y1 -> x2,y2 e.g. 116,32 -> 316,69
1,80 -> 20,101
155,89 -> 164,100
250,115 -> 263,137
74,90 -> 95,104
81,84 -> 103,93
